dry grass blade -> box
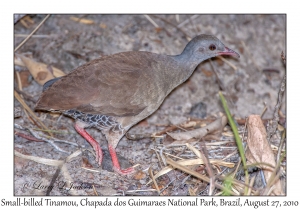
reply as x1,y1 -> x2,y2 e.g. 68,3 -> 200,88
246,174 -> 257,195
14,90 -> 52,136
14,149 -> 82,167
148,166 -> 160,194
81,167 -> 101,173
92,185 -> 99,196
60,164 -> 78,195
144,15 -> 159,28
15,150 -> 63,166
166,158 -> 237,195
65,150 -> 82,162
217,56 -> 238,70
185,143 -> 201,158
206,140 -> 234,146
15,14 -> 50,52
187,142 -> 215,195
69,16 -> 95,24
147,158 -> 234,185
188,186 -> 196,196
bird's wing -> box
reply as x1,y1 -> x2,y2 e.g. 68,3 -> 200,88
35,51 -> 161,116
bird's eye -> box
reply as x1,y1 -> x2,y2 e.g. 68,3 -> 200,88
209,44 -> 216,51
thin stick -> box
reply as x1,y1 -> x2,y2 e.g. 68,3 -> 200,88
15,14 -> 50,52
14,90 -> 52,136
267,73 -> 286,141
148,166 -> 160,194
177,15 -> 199,28
144,15 -> 159,28
241,41 -> 261,71
218,56 -> 238,70
151,15 -> 191,41
15,34 -> 52,38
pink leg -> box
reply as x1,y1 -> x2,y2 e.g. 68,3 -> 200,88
74,122 -> 103,165
108,144 -> 135,175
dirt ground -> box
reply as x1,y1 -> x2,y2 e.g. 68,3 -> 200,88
14,14 -> 286,196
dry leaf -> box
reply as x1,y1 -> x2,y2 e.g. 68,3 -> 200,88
246,115 -> 283,195
17,70 -> 31,87
20,55 -> 54,85
15,54 -> 65,85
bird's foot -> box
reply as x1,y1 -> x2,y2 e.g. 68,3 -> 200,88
113,166 -> 135,176
109,144 -> 135,176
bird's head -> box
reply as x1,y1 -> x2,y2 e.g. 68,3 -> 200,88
180,34 -> 240,64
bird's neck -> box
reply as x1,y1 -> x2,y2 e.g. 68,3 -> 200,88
173,53 -> 200,68
170,54 -> 201,84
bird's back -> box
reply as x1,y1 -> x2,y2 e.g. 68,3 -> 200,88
35,51 -> 179,117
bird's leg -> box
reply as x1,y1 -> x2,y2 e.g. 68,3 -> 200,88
108,144 -> 135,175
100,124 -> 135,176
74,121 -> 103,165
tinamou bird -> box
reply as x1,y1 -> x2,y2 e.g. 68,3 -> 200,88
35,34 -> 240,175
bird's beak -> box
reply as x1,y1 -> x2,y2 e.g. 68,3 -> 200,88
218,47 -> 240,58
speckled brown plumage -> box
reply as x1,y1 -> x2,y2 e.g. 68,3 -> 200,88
35,34 -> 240,175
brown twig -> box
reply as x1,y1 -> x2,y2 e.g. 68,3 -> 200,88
14,88 -> 36,103
15,131 -> 43,142
199,141 -> 216,195
46,166 -> 61,195
148,166 -> 160,194
151,15 -> 191,41
15,123 -> 78,154
266,52 -> 286,142
14,90 -> 53,136
241,41 -> 261,71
